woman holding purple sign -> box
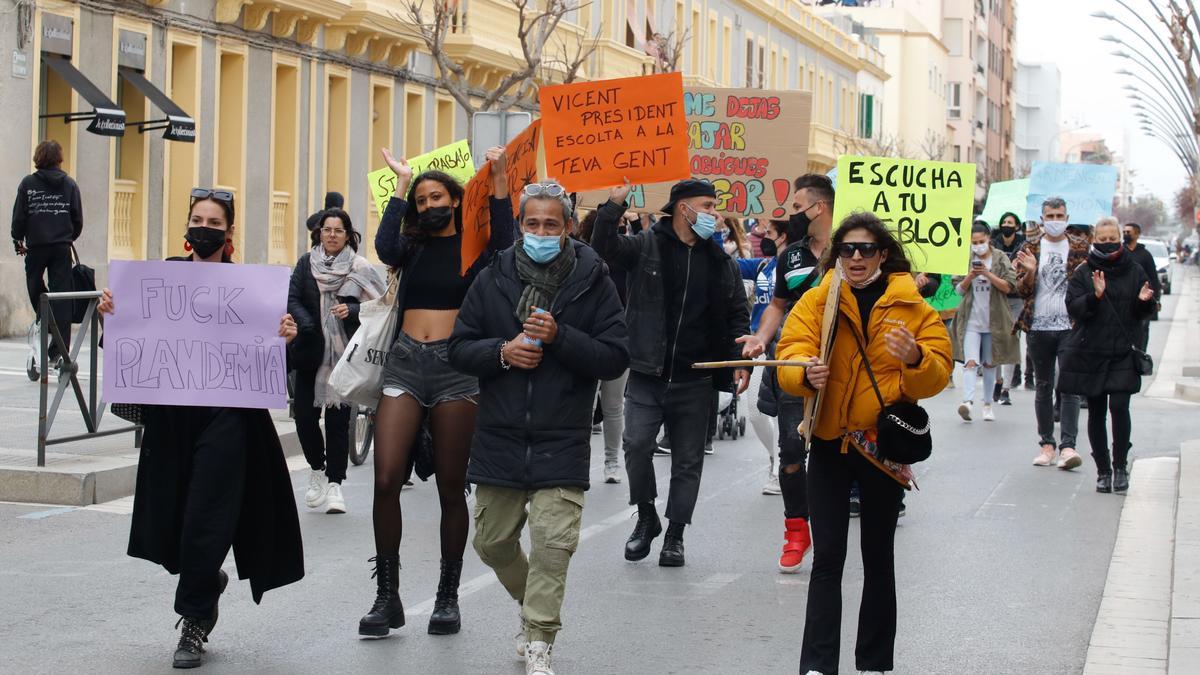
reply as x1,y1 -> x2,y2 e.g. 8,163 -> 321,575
97,188 -> 304,669
359,145 -> 514,638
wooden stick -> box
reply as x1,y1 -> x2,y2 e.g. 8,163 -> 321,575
691,360 -> 817,369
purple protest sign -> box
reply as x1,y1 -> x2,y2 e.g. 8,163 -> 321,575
102,260 -> 291,409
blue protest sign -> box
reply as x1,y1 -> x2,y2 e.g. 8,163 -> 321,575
1024,162 -> 1117,225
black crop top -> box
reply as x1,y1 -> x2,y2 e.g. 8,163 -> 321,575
404,233 -> 473,310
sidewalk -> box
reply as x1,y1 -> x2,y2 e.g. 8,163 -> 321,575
1086,263 -> 1200,674
0,338 -> 300,505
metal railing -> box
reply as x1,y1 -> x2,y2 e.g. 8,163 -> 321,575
36,291 -> 142,467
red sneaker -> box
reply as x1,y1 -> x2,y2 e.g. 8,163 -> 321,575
779,517 -> 811,573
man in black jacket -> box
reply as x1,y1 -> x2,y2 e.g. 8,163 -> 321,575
11,140 -> 83,361
449,180 -> 628,675
1122,222 -> 1162,350
592,179 -> 751,568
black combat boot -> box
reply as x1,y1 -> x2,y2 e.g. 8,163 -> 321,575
358,555 -> 405,637
659,521 -> 686,567
624,502 -> 662,561
428,558 -> 463,635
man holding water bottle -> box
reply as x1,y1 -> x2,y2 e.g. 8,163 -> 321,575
449,179 -> 628,675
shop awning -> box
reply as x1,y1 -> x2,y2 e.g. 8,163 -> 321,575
40,54 -> 125,137
118,67 -> 196,143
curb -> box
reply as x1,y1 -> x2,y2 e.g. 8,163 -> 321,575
1171,440 -> 1200,673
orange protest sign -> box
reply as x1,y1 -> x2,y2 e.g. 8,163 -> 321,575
460,120 -> 542,274
540,73 -> 690,192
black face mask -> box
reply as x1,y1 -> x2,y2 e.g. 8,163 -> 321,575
999,226 -> 1017,237
788,206 -> 814,241
1123,233 -> 1135,245
418,205 -> 454,231
1090,241 -> 1124,264
760,237 -> 778,257
185,226 -> 227,259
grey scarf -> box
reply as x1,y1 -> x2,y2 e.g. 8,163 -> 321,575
514,240 -> 575,323
309,245 -> 386,407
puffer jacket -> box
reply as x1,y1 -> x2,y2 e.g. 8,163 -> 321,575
776,272 -> 952,441
448,240 -> 629,490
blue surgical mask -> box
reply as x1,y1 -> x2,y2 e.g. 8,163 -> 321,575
522,232 -> 563,264
685,205 -> 718,240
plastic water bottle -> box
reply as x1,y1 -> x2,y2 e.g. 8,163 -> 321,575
524,307 -> 548,347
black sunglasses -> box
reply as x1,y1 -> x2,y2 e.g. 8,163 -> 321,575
835,242 -> 881,259
190,187 -> 234,203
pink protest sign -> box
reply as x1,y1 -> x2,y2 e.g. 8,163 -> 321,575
102,260 -> 291,409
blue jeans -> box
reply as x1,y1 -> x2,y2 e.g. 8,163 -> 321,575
1028,329 -> 1080,449
622,372 -> 713,524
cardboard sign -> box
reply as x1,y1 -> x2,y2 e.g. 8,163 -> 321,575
102,260 -> 290,409
367,139 -> 477,216
540,72 -> 690,192
832,156 -> 977,276
979,178 -> 1030,228
1024,161 -> 1117,225
460,121 -> 542,275
579,88 -> 812,218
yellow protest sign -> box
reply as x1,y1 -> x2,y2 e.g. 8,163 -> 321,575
831,156 -> 976,275
367,139 -> 476,216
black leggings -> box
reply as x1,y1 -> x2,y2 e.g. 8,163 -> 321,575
1086,393 -> 1132,473
371,393 -> 476,562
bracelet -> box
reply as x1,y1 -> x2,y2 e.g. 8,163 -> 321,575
499,340 -> 511,370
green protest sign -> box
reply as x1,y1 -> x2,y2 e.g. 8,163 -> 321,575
927,275 -> 961,313
367,139 -> 476,216
979,178 -> 1030,228
831,156 -> 977,276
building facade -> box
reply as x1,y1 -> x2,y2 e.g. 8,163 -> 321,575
1015,61 -> 1062,173
1,0 -> 884,336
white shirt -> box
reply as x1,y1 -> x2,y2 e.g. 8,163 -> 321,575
1031,237 -> 1071,331
967,258 -> 992,333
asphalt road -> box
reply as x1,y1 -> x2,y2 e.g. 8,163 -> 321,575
0,289 -> 1190,674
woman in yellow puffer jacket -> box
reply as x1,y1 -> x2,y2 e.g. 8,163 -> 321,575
776,212 -> 952,675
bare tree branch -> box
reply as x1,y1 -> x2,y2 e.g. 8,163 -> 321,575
919,130 -> 949,161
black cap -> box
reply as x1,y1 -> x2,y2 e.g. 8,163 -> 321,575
661,179 -> 717,215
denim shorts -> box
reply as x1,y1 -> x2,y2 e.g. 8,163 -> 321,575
381,332 -> 478,407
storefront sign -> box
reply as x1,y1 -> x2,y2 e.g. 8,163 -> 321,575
87,108 -> 127,137
117,30 -> 147,71
40,14 -> 73,57
831,155 -> 977,275
164,115 -> 196,142
11,50 -> 28,79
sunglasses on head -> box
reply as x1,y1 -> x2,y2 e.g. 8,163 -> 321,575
523,183 -> 566,198
835,242 -> 881,259
190,187 -> 234,203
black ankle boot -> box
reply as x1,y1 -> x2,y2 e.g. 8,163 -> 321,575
358,555 -> 405,637
1113,467 -> 1130,493
659,521 -> 686,567
428,559 -> 463,635
1096,471 -> 1113,493
624,503 -> 662,561
172,616 -> 208,669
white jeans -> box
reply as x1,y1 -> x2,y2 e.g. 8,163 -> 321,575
962,330 -> 997,404
600,369 -> 629,468
745,365 -> 778,473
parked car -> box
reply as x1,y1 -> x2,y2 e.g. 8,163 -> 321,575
1142,238 -> 1172,295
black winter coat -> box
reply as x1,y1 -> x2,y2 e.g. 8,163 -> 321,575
1059,254 -> 1156,397
286,252 -> 362,371
448,241 -> 629,490
10,168 -> 83,247
589,199 -> 749,392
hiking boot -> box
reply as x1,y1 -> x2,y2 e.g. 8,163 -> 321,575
428,559 -> 463,635
196,569 -> 229,638
659,523 -> 686,567
358,555 -> 405,637
172,617 -> 208,669
624,503 -> 662,561
779,517 -> 811,573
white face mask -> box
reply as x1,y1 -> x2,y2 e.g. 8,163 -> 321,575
971,243 -> 989,256
1043,220 -> 1068,237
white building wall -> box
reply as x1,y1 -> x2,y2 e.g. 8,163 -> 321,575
1015,61 -> 1062,173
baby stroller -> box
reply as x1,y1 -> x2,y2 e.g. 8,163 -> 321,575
715,389 -> 746,440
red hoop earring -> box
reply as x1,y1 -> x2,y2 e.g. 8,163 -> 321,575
183,240 -> 192,252
224,239 -> 235,257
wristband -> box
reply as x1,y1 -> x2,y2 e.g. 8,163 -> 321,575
499,340 -> 511,370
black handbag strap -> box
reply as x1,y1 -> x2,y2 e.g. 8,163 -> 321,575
842,314 -> 886,409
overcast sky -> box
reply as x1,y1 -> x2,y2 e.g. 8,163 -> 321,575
1017,0 -> 1185,207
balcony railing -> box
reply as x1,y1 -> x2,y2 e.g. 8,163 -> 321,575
111,179 -> 137,258
270,191 -> 290,264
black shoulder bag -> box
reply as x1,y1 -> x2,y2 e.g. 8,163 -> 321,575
845,317 -> 933,464
1101,292 -> 1153,377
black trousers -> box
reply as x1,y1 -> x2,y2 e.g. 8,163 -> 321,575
175,409 -> 248,619
24,244 -> 72,358
800,438 -> 903,674
623,372 -> 712,524
1087,393 -> 1132,473
293,368 -> 351,484
777,397 -> 808,520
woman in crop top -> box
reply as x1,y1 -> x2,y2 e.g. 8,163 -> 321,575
358,146 -> 515,638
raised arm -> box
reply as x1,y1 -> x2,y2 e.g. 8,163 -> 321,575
589,192 -> 643,271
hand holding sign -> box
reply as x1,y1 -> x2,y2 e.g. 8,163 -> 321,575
609,178 -> 633,206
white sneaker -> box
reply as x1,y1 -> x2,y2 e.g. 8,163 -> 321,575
957,402 -> 972,421
324,483 -> 346,514
304,469 -> 329,508
604,463 -> 622,484
526,641 -> 554,675
762,471 -> 781,495
982,403 -> 995,422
